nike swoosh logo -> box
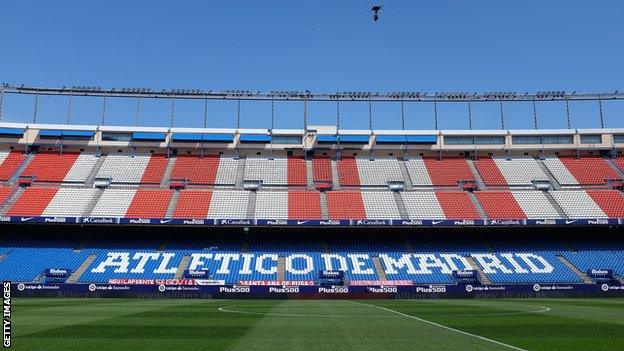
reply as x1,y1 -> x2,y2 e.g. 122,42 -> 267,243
565,220 -> 577,224
160,219 -> 172,224
21,217 -> 35,222
296,221 -> 309,225
432,220 -> 444,225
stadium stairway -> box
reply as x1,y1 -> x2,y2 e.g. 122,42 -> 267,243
67,254 -> 97,283
158,240 -> 168,252
319,192 -> 329,219
464,256 -> 492,285
173,255 -> 191,280
277,257 -> 286,281
605,157 -> 624,180
467,159 -> 487,190
9,152 -> 35,182
85,154 -> 107,186
543,191 -> 569,219
160,156 -> 177,188
246,191 -> 257,218
392,191 -> 409,219
467,192 -> 488,219
404,239 -> 414,253
165,190 -> 181,218
235,157 -> 246,190
398,158 -> 414,190
556,255 -> 594,284
372,256 -> 388,281
305,159 -> 314,189
82,188 -> 104,217
330,159 -> 341,190
0,187 -> 24,215
535,157 -> 562,189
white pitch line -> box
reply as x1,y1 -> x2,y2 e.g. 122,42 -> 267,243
343,300 -> 530,351
218,306 -> 399,318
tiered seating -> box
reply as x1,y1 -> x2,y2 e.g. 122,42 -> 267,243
254,191 -> 288,219
90,189 -> 138,217
207,190 -> 249,219
563,251 -> 624,277
170,154 -> 238,185
549,190 -> 607,218
361,191 -> 401,219
97,153 -> 167,184
476,156 -> 548,186
475,191 -> 526,219
41,188 -> 100,216
6,188 -> 59,216
244,156 -> 288,185
474,251 -> 582,284
326,191 -> 366,219
337,156 -> 360,186
354,156 -> 403,186
435,191 -> 480,219
511,191 -> 560,218
615,156 -> 624,174
544,156 -> 620,185
287,156 -> 307,186
0,150 -> 25,181
406,156 -> 474,186
312,156 -> 332,182
173,190 -> 212,218
401,192 -> 446,219
0,187 -> 12,205
21,152 -> 98,183
288,191 -> 322,219
585,190 -> 624,218
125,189 -> 172,218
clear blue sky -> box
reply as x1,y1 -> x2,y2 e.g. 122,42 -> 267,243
0,0 -> 622,130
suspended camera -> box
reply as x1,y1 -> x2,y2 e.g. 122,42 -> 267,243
371,5 -> 382,22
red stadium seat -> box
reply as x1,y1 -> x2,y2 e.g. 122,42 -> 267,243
7,187 -> 58,216
424,157 -> 475,186
558,156 -> 619,185
338,157 -> 360,186
288,191 -> 322,219
0,187 -> 13,205
125,189 -> 172,218
0,151 -> 26,181
20,152 -> 79,182
436,191 -> 480,219
475,191 -> 526,219
313,156 -> 332,183
474,156 -> 507,186
586,190 -> 624,218
139,154 -> 168,184
173,190 -> 212,219
171,155 -> 219,185
287,156 -> 307,186
326,191 -> 366,219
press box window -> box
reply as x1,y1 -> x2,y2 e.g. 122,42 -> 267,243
580,135 -> 602,144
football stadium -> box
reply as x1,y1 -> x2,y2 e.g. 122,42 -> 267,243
2,1 -> 624,350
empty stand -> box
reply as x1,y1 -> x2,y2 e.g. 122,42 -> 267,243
326,191 -> 366,219
288,191 -> 322,219
475,191 -> 526,219
401,192 -> 446,219
173,190 -> 212,219
406,156 -> 474,187
21,152 -> 99,183
287,156 -> 307,186
171,155 -> 220,184
355,156 -> 403,186
125,189 -> 172,218
207,190 -> 249,219
550,190 -> 607,218
97,153 -> 167,184
90,189 -> 137,217
476,156 -> 548,186
0,187 -> 12,206
337,157 -> 360,186
312,156 -> 332,182
0,150 -> 25,181
361,191 -> 401,219
435,191 -> 480,219
7,188 -> 58,216
244,156 -> 289,185
42,188 -> 100,217
254,191 -> 288,219
544,156 -> 620,185
511,191 -> 560,218
585,190 -> 624,218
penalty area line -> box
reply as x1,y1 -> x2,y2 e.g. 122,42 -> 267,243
342,300 -> 528,351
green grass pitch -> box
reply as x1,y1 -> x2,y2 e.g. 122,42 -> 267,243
9,298 -> 624,350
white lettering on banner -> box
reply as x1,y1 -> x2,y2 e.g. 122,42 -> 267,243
91,252 -> 131,273
286,254 -> 313,275
130,253 -> 160,274
240,253 -> 254,275
378,254 -> 417,274
188,253 -> 213,271
255,254 -> 278,275
471,254 -> 513,274
439,254 -> 472,271
155,253 -> 177,274
414,254 -> 452,274
348,254 -> 374,275
516,253 -> 553,274
214,253 -> 240,274
500,253 -> 529,273
321,254 -> 348,272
